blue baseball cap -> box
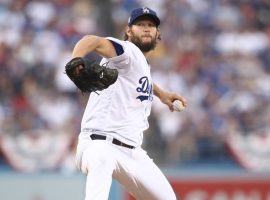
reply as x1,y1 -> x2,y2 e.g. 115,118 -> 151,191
128,7 -> 160,27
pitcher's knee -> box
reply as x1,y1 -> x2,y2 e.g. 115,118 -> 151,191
156,186 -> 177,200
163,192 -> 177,200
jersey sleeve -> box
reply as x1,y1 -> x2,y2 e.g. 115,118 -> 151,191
101,37 -> 131,75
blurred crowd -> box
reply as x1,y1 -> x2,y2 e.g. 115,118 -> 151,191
0,0 -> 269,172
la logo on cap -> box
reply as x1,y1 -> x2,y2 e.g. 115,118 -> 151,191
142,7 -> 150,13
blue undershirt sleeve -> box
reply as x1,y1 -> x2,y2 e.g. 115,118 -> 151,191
108,39 -> 124,56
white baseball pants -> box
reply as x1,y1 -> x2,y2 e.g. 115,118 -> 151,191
76,134 -> 177,200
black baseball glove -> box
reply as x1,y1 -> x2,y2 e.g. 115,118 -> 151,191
65,57 -> 118,93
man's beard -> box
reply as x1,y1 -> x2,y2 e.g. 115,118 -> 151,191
129,33 -> 157,52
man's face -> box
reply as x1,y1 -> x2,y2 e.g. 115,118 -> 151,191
127,16 -> 159,52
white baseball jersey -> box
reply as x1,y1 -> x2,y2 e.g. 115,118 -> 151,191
80,37 -> 153,147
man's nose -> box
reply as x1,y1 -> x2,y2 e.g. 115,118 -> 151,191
143,27 -> 150,32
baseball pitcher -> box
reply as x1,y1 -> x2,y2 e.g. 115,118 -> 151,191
65,7 -> 187,200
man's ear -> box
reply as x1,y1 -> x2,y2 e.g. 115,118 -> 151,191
157,29 -> 161,41
125,26 -> 132,37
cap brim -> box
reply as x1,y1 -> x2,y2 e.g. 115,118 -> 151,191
129,14 -> 160,26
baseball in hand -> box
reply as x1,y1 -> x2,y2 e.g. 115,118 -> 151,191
172,100 -> 186,112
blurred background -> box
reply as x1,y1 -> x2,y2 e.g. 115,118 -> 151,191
0,0 -> 270,199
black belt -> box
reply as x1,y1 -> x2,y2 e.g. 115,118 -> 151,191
90,134 -> 135,149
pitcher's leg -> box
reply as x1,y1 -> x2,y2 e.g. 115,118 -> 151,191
85,167 -> 113,200
114,147 -> 177,200
79,141 -> 116,200
134,159 -> 177,200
